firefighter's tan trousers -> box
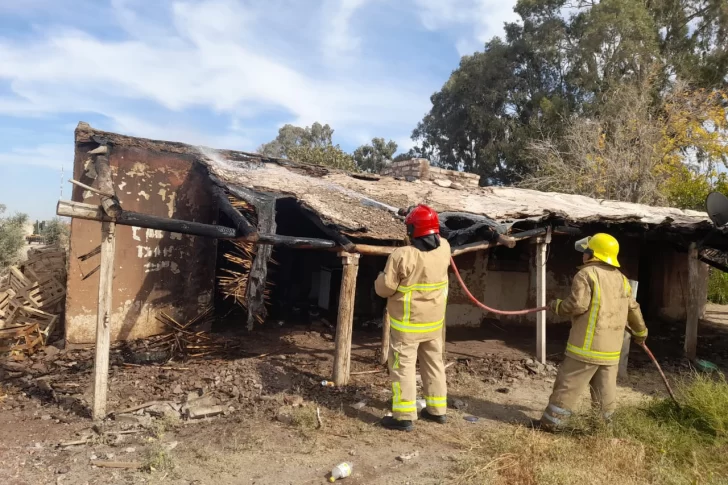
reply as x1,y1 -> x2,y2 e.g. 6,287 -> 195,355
388,333 -> 447,421
541,356 -> 618,430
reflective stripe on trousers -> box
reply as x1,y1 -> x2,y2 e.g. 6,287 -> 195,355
392,382 -> 416,413
425,396 -> 447,408
541,403 -> 572,429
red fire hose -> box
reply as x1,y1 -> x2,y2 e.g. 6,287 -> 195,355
450,254 -> 679,405
449,257 -> 548,315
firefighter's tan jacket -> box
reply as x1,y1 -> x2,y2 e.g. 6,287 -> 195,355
375,239 -> 451,343
552,261 -> 647,365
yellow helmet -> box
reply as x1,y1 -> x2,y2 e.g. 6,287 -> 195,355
574,233 -> 620,267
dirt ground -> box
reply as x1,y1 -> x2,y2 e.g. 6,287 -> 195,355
1,313 -> 727,485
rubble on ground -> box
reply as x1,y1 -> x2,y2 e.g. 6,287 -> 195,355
118,306 -> 250,363
0,247 -> 67,355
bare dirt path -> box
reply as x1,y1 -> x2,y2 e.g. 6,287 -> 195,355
1,316 -> 725,485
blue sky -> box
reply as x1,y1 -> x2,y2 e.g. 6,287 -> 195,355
0,0 -> 519,220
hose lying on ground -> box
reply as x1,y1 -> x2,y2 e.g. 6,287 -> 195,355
452,255 -> 680,405
625,328 -> 680,406
449,256 -> 547,315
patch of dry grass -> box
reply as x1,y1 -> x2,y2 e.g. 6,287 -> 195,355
452,373 -> 728,485
454,426 -> 649,485
142,440 -> 175,473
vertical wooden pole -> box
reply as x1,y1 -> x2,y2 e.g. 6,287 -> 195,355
333,252 -> 360,386
686,243 -> 701,360
380,308 -> 390,366
535,239 -> 548,364
618,280 -> 639,380
246,197 -> 276,330
93,220 -> 116,420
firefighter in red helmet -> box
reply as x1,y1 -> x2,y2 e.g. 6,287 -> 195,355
375,204 -> 451,431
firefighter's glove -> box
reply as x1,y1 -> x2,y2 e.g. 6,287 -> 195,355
547,299 -> 562,315
632,329 -> 648,345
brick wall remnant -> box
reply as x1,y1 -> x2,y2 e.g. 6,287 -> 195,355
380,159 -> 480,188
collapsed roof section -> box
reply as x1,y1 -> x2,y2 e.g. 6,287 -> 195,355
76,122 -> 715,247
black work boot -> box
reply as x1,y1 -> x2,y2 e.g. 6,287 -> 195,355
420,409 -> 447,424
381,416 -> 414,432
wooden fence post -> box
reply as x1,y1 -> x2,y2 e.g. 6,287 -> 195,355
333,252 -> 360,386
92,220 -> 116,420
535,232 -> 550,364
685,243 -> 708,360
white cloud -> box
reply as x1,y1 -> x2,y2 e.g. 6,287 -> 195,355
395,136 -> 415,153
321,0 -> 372,61
110,113 -> 255,151
0,0 -> 429,151
0,144 -> 71,170
0,0 -> 523,177
414,0 -> 520,55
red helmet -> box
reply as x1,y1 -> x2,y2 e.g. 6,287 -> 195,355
405,204 -> 440,238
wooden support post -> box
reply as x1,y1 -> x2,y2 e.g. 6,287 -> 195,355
685,243 -> 708,360
246,197 -> 276,330
92,220 -> 116,420
535,238 -> 548,364
618,280 -> 638,380
380,308 -> 390,366
93,154 -> 122,218
333,252 -> 360,386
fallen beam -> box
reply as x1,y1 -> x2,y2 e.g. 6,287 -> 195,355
256,234 -> 337,248
57,200 -> 336,248
69,179 -> 114,198
212,184 -> 256,237
59,200 -> 551,254
299,203 -> 357,252
352,244 -> 397,256
90,461 -> 142,470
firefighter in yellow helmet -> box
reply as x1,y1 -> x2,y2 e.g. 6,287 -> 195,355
540,233 -> 648,431
375,205 -> 450,432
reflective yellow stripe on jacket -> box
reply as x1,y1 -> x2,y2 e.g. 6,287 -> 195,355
566,270 -> 620,363
391,280 -> 448,333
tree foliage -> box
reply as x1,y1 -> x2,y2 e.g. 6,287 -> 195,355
258,122 -> 336,158
353,138 -> 398,173
42,217 -> 70,248
0,204 -> 29,269
257,122 -> 355,170
412,0 -> 728,185
286,144 -> 356,171
521,78 -> 728,205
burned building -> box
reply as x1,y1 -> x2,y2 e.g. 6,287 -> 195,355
64,123 -> 722,371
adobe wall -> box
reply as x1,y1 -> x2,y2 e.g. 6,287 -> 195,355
645,243 -> 708,322
65,131 -> 218,344
443,235 -> 704,329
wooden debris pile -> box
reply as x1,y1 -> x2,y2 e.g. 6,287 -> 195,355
0,246 -> 67,354
217,196 -> 274,324
124,306 -> 242,361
